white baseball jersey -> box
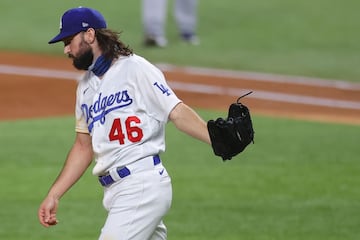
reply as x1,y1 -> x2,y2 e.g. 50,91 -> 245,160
74,54 -> 181,176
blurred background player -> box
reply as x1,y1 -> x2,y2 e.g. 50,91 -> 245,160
142,0 -> 199,47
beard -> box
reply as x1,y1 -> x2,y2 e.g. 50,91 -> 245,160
69,41 -> 94,71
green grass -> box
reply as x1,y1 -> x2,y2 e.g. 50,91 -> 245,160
0,113 -> 359,240
0,0 -> 359,81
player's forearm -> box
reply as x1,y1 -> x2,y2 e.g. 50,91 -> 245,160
48,151 -> 92,199
47,134 -> 93,200
170,102 -> 211,144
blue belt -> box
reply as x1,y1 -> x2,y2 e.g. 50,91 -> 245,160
98,155 -> 161,187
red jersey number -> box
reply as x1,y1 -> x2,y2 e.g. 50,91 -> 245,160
109,116 -> 143,144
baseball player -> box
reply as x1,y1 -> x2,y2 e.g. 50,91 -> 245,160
38,7 -> 210,240
142,0 -> 199,47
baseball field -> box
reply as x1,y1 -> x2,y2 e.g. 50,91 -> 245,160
1,1 -> 360,240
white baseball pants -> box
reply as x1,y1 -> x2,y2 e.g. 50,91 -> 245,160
98,159 -> 172,240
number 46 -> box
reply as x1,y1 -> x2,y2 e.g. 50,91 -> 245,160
108,116 -> 144,144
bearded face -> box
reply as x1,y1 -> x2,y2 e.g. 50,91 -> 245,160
69,38 -> 94,71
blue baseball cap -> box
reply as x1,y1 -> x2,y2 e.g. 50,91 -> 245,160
49,7 -> 107,44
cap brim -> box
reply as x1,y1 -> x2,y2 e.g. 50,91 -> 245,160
48,31 -> 79,44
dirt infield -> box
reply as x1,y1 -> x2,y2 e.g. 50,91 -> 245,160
1,51 -> 360,125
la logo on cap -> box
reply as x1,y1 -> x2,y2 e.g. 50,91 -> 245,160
49,7 -> 107,44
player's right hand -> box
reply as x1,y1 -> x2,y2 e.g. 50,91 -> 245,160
38,195 -> 59,227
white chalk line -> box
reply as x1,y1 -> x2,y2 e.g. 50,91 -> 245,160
157,63 -> 360,90
0,64 -> 81,80
169,82 -> 360,110
1,64 -> 360,110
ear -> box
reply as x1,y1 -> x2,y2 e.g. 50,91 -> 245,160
84,28 -> 96,44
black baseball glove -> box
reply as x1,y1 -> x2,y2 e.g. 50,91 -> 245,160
207,92 -> 255,161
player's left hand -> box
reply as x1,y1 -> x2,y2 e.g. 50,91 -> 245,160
207,92 -> 255,161
38,195 -> 60,227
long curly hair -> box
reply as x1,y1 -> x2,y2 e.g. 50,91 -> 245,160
95,29 -> 133,60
